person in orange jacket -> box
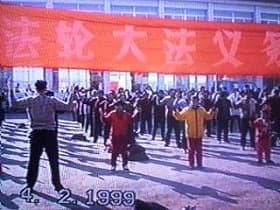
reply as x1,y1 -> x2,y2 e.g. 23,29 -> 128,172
174,95 -> 214,169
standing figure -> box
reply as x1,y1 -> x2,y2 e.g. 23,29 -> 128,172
151,90 -> 166,141
236,91 -> 257,150
138,92 -> 153,136
103,91 -> 115,145
0,90 -> 6,127
104,101 -> 133,171
174,96 -> 214,169
160,89 -> 181,148
214,91 -> 231,143
9,80 -> 74,192
254,110 -> 275,164
265,88 -> 280,147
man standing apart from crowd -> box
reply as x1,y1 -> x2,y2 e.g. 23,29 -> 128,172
8,80 -> 75,193
173,96 -> 214,169
254,110 -> 275,164
104,101 -> 136,171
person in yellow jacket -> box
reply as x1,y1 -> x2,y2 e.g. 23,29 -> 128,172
174,95 -> 214,169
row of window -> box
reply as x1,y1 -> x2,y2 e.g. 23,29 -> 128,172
5,1 -> 280,23
12,67 -> 209,91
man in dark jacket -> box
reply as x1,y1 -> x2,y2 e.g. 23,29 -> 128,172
214,91 -> 231,143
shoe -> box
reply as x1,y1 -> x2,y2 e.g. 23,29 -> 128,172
164,143 -> 169,147
197,165 -> 204,170
266,160 -> 275,165
257,160 -> 263,164
189,166 -> 195,170
111,166 -> 116,171
54,184 -> 65,193
123,165 -> 129,171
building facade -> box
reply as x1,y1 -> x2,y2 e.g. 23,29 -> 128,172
1,0 -> 280,92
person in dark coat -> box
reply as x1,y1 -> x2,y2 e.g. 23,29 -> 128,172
151,90 -> 166,141
214,91 -> 231,143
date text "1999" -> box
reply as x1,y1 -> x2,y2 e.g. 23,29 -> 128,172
57,189 -> 136,207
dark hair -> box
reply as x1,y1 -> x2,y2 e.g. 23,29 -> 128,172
114,100 -> 124,107
191,95 -> 199,101
35,80 -> 47,91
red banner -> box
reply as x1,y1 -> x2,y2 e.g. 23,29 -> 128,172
0,3 -> 280,75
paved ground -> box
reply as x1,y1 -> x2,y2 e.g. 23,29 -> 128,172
1,114 -> 280,210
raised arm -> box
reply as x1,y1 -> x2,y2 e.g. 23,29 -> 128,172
203,108 -> 215,121
8,80 -> 31,108
173,108 -> 189,121
53,91 -> 75,111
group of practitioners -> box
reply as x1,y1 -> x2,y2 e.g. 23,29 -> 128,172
1,80 -> 279,193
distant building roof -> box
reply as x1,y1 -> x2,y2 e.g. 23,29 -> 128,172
238,0 -> 280,3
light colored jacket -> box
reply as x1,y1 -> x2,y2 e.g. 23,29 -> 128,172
174,106 -> 213,139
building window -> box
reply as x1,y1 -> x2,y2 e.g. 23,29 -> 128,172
261,13 -> 279,24
111,5 -> 134,15
163,75 -> 174,90
1,0 -> 46,8
135,6 -> 158,17
13,67 -> 44,90
189,75 -> 206,89
53,3 -> 78,10
197,75 -> 207,88
164,7 -> 207,21
213,10 -> 233,22
109,72 -> 131,91
79,4 -> 104,12
58,69 -> 90,90
234,11 -> 254,23
148,73 -> 158,90
185,8 -> 207,21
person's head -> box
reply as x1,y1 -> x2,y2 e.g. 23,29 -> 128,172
107,92 -> 114,101
220,91 -> 227,98
74,85 -> 79,93
118,87 -> 124,94
246,90 -> 254,99
190,95 -> 199,108
175,91 -> 182,99
143,92 -> 149,99
168,89 -> 176,97
115,101 -> 124,113
200,86 -> 205,92
119,93 -> 126,102
35,80 -> 47,93
158,90 -> 164,97
97,90 -> 104,98
203,90 -> 209,97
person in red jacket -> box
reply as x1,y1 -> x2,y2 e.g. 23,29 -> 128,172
254,110 -> 275,164
104,101 -> 133,171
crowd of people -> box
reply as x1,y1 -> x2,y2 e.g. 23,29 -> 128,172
70,85 -> 279,144
0,80 -> 279,192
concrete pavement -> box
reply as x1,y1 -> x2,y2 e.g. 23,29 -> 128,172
1,116 -> 280,210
